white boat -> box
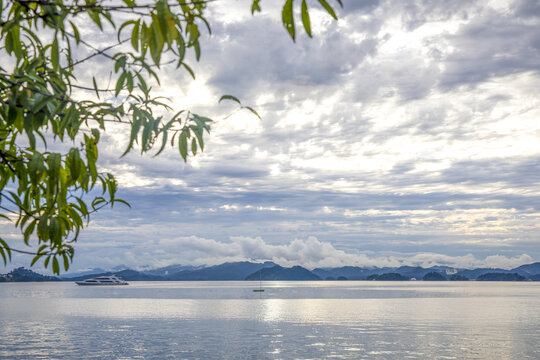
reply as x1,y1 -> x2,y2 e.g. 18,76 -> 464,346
75,275 -> 128,286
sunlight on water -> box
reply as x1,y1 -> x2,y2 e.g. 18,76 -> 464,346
0,282 -> 539,359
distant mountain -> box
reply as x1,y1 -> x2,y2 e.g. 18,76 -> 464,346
246,265 -> 321,281
455,268 -> 510,280
313,265 -> 457,280
312,266 -> 383,280
142,264 -> 204,277
0,267 -> 60,282
60,265 -> 130,279
59,268 -> 107,279
4,260 -> 540,282
64,269 -> 164,282
512,262 -> 540,276
476,273 -> 528,281
166,261 -> 277,281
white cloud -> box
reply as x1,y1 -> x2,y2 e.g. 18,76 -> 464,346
151,235 -> 534,270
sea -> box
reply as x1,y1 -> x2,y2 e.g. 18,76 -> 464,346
0,281 -> 538,359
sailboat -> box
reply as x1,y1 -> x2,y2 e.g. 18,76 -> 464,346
253,269 -> 264,292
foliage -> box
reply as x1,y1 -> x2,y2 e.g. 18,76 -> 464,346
0,0 -> 341,273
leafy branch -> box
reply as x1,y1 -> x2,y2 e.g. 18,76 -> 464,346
0,0 -> 342,273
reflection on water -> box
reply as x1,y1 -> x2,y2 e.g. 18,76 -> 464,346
0,282 -> 539,359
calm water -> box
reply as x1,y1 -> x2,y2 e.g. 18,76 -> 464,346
0,281 -> 538,359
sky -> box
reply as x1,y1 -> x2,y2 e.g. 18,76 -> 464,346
3,0 -> 540,272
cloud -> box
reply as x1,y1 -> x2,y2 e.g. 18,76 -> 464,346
146,235 -> 535,270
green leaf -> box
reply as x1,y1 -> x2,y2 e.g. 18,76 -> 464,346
37,215 -> 49,241
49,217 -> 61,245
193,41 -> 201,61
88,9 -> 103,30
131,19 -> 140,51
67,148 -> 82,182
23,220 -> 36,245
5,27 -> 13,54
301,0 -> 312,37
118,19 -> 137,43
70,21 -> 81,44
318,0 -> 338,20
52,256 -> 60,275
29,153 -> 46,185
282,0 -> 295,41
251,0 -> 261,14
115,72 -> 127,96
244,106 -> 262,119
47,153 -> 61,180
11,25 -> 23,59
194,130 -> 204,151
0,247 -> 7,266
92,77 -> 100,99
0,238 -> 11,265
156,0 -> 171,45
31,95 -> 53,114
149,18 -> 164,65
91,128 -> 101,142
62,252 -> 70,271
219,95 -> 241,105
177,35 -> 186,62
191,137 -> 197,155
30,250 -> 46,267
30,254 -> 43,267
111,199 -> 131,208
115,56 -> 127,73
126,72 -> 134,92
51,37 -> 60,71
182,62 -> 195,79
179,131 -> 188,161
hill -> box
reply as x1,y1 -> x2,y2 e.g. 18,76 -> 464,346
245,265 -> 321,281
166,261 -> 277,281
367,273 -> 409,281
423,272 -> 447,281
476,273 -> 528,281
0,267 -> 60,282
512,262 -> 540,277
64,269 -> 164,282
4,260 -> 540,282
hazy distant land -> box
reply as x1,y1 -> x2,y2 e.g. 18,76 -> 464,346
2,261 -> 540,282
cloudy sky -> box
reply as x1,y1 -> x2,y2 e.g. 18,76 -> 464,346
4,0 -> 540,272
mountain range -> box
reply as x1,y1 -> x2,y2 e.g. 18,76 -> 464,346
2,261 -> 540,282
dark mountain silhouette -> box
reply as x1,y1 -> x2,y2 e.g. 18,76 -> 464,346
476,272 -> 528,281
312,266 -> 383,280
455,268 -> 510,279
142,264 -> 204,277
0,267 -> 60,282
512,262 -> 540,276
4,261 -> 540,282
64,269 -> 164,282
58,268 -> 107,279
423,272 -> 447,281
166,261 -> 277,280
246,265 -> 321,281
367,273 -> 409,281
